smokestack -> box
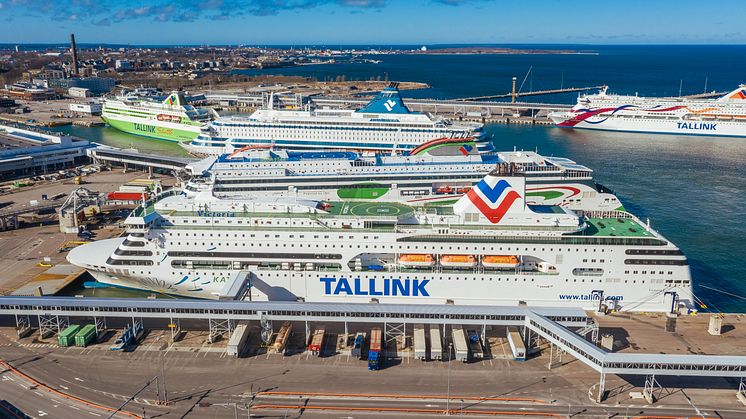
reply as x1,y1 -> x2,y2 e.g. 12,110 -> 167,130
70,33 -> 79,77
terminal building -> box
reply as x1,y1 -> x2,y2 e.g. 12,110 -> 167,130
69,101 -> 102,115
0,82 -> 58,101
0,124 -> 93,181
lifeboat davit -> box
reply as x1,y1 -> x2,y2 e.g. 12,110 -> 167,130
399,254 -> 435,267
440,255 -> 477,268
482,255 -> 520,269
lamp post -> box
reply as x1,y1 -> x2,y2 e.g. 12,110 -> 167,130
446,341 -> 453,415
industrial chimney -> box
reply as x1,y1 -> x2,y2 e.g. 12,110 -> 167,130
70,33 -> 79,77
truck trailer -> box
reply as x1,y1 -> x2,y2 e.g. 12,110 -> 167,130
451,328 -> 469,362
273,321 -> 292,354
308,327 -> 326,356
466,329 -> 484,359
430,327 -> 443,361
57,325 -> 80,347
74,324 -> 96,347
368,327 -> 383,370
352,332 -> 366,359
507,326 -> 526,361
413,324 -> 427,360
227,323 -> 250,357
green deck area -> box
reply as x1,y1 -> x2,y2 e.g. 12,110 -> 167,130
582,217 -> 652,237
326,201 -> 414,217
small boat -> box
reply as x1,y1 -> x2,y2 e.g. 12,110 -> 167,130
399,254 -> 435,267
482,255 -> 520,269
440,255 -> 477,268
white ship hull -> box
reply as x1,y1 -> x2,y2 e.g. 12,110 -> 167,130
82,258 -> 691,312
549,85 -> 746,138
71,231 -> 694,313
550,112 -> 746,137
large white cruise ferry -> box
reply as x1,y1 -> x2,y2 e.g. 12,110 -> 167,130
185,139 -> 623,212
549,85 -> 746,137
67,168 -> 693,313
182,84 -> 491,155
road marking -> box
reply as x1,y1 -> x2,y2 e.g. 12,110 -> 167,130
89,413 -> 101,417
37,410 -> 48,416
69,405 -> 81,410
74,377 -> 84,382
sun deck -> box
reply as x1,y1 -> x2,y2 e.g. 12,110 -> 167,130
580,217 -> 652,237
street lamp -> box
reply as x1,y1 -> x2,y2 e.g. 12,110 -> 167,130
446,341 -> 453,415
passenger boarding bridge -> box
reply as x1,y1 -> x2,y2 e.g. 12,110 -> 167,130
0,296 -> 744,403
87,147 -> 194,174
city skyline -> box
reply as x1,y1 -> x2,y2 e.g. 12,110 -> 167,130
0,0 -> 742,45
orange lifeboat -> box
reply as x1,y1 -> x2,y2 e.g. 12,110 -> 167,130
482,255 -> 520,269
435,186 -> 454,194
399,254 -> 435,267
440,255 -> 477,268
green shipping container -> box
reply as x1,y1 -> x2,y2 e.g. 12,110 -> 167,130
58,325 -> 81,347
74,324 -> 97,347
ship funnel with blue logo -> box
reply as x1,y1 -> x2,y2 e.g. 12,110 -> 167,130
356,83 -> 413,115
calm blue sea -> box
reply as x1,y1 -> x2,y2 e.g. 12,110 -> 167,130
56,45 -> 746,312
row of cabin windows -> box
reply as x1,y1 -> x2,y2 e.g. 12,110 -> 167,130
164,240 -> 631,255
625,270 -> 674,275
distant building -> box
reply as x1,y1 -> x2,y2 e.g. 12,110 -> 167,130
35,66 -> 66,80
0,98 -> 17,113
1,83 -> 57,101
68,87 -> 92,98
115,60 -> 134,71
48,77 -> 115,95
69,102 -> 102,115
0,124 -> 93,180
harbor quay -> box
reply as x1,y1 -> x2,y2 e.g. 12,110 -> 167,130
0,298 -> 745,418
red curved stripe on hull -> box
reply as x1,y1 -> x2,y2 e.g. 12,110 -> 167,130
526,186 -> 581,198
409,137 -> 474,155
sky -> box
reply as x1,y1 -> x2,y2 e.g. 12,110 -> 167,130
0,0 -> 742,45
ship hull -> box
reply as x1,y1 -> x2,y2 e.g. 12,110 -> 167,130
102,116 -> 202,142
84,266 -> 693,313
183,136 -> 494,156
70,237 -> 694,313
550,113 -> 746,138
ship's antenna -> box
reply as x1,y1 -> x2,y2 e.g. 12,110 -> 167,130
703,76 -> 708,93
678,79 -> 683,98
